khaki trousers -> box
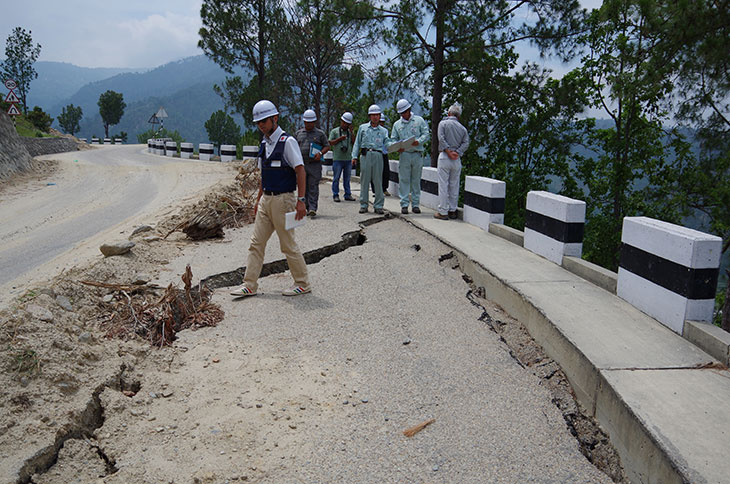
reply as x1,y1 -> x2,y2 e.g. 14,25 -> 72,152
244,192 -> 309,292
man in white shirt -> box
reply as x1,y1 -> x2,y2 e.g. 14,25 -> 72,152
230,100 -> 311,297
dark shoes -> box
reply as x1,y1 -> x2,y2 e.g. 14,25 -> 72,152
384,190 -> 391,196
375,208 -> 384,214
307,210 -> 317,217
359,207 -> 368,213
448,211 -> 457,219
344,195 -> 356,201
433,212 -> 449,220
333,195 -> 341,202
401,207 -> 408,214
412,207 -> 421,214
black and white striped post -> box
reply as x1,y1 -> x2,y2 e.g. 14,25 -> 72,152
388,159 -> 399,196
114,138 -> 123,144
617,217 -> 722,334
241,145 -> 258,159
180,142 -> 194,159
419,167 -> 439,209
91,138 -> 100,145
103,138 -> 111,145
165,141 -> 177,157
463,176 -> 505,231
79,138 -> 87,144
523,191 -> 585,265
199,143 -> 214,161
221,144 -> 237,162
147,139 -> 152,152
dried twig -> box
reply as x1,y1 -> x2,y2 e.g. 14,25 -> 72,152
403,418 -> 435,438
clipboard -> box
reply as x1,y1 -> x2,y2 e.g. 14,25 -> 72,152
387,136 -> 417,154
310,142 -> 323,158
285,211 -> 307,230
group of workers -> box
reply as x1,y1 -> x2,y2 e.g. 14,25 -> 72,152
229,98 -> 469,299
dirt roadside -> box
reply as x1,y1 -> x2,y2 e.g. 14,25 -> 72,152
0,163 -> 627,483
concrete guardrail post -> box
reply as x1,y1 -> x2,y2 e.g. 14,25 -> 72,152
220,144 -> 237,162
241,145 -> 259,159
322,151 -> 334,177
103,138 -> 111,145
199,143 -> 214,161
180,142 -> 194,159
114,138 -> 122,144
524,191 -> 586,265
419,167 -> 439,209
617,216 -> 722,334
388,160 -> 399,197
91,138 -> 100,145
463,176 -> 506,231
147,139 -> 152,152
79,138 -> 87,144
165,141 -> 177,157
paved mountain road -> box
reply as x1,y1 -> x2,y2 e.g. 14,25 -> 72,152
0,144 -> 236,307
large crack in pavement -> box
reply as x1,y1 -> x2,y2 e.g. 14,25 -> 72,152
198,216 -> 391,291
16,366 -> 140,483
436,250 -> 628,483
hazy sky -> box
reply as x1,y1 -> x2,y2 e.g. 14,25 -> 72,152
1,1 -> 204,69
1,0 -> 603,70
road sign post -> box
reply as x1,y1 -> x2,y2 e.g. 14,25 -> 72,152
4,79 -> 21,125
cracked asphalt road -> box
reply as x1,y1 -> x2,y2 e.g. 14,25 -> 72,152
83,190 -> 615,483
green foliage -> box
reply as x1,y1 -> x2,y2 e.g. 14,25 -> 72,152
373,0 -> 587,164
57,104 -> 83,136
97,90 -> 126,138
1,27 -> 41,115
573,1 -> 695,270
205,110 -> 241,152
136,128 -> 184,144
110,131 -> 128,143
25,106 -> 52,132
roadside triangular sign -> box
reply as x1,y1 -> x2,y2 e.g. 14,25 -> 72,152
155,107 -> 168,118
4,90 -> 20,103
148,114 -> 159,124
7,104 -> 21,116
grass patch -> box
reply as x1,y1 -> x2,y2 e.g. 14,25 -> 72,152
8,346 -> 41,375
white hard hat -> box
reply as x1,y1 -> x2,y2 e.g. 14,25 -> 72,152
368,104 -> 382,115
252,100 -> 278,122
302,109 -> 317,122
396,98 -> 412,114
341,112 -> 353,124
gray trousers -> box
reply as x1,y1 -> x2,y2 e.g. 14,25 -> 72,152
437,152 -> 461,215
304,161 -> 322,212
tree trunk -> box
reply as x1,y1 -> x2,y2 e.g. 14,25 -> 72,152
430,0 -> 447,168
722,270 -> 730,332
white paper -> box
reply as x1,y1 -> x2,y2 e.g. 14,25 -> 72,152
387,136 -> 417,154
285,211 -> 307,230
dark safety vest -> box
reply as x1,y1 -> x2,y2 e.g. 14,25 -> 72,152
259,132 -> 297,193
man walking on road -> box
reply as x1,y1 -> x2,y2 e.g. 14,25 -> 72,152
352,104 -> 390,214
230,100 -> 311,298
435,103 -> 469,220
328,111 -> 356,202
295,109 -> 329,217
391,98 -> 429,214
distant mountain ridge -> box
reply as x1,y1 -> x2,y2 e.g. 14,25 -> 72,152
28,61 -> 144,111
18,55 -> 250,146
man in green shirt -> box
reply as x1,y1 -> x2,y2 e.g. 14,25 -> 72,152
328,111 -> 356,202
352,104 -> 390,214
391,99 -> 429,214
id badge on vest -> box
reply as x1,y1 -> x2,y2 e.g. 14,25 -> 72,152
270,160 -> 281,168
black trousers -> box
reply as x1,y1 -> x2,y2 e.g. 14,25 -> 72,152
371,153 -> 390,193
